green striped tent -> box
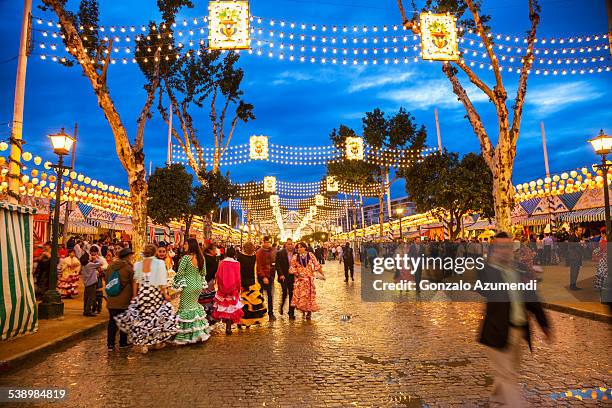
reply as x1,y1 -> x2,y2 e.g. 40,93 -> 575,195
0,201 -> 38,340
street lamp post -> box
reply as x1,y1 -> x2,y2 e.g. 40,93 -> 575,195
588,130 -> 612,243
38,129 -> 75,319
588,129 -> 612,306
395,207 -> 405,240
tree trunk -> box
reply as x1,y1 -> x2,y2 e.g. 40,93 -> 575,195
492,151 -> 514,234
128,172 -> 147,259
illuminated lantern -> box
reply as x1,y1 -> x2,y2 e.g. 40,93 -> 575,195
249,135 -> 269,160
419,12 -> 459,61
263,176 -> 276,193
269,194 -> 280,207
345,137 -> 364,160
84,177 -> 91,184
33,156 -> 42,165
208,1 -> 251,50
315,194 -> 325,206
44,161 -> 52,170
0,141 -> 8,151
22,151 -> 32,162
310,205 -> 317,216
77,174 -> 84,182
326,175 -> 339,192
70,171 -> 77,179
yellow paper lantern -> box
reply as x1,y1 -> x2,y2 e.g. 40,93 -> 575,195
0,142 -> 8,151
33,156 -> 42,165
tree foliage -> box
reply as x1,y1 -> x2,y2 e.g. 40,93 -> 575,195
401,150 -> 494,239
148,165 -> 238,237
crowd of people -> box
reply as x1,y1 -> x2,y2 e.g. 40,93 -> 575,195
32,234 -> 340,353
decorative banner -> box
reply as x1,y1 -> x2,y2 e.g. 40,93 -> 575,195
345,137 -> 364,160
269,194 -> 280,207
272,206 -> 281,216
310,205 -> 318,215
249,135 -> 269,160
419,13 -> 459,61
326,175 -> 339,192
208,1 -> 251,50
315,194 -> 325,206
263,176 -> 276,193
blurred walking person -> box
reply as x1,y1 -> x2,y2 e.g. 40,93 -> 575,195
566,228 -> 583,290
479,232 -> 552,407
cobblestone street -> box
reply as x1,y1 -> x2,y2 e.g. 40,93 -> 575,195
1,261 -> 610,407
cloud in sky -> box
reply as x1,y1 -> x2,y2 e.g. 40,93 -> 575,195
377,78 -> 490,110
348,71 -> 414,93
524,81 -> 604,116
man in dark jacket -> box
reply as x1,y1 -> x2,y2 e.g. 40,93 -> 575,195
566,228 -> 583,290
105,248 -> 134,351
342,242 -> 355,282
275,239 -> 296,319
479,232 -> 552,406
256,236 -> 277,320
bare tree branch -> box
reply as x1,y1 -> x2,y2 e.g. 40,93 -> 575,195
455,59 -> 495,102
442,63 -> 494,167
99,38 -> 113,86
134,50 -> 160,153
510,0 -> 540,145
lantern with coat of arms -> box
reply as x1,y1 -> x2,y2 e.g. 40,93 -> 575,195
419,13 -> 459,61
263,176 -> 276,193
208,1 -> 251,50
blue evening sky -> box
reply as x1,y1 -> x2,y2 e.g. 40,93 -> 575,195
1,0 -> 610,205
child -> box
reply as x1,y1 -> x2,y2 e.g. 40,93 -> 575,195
82,247 -> 102,317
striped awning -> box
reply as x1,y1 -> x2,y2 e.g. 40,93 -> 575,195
466,219 -> 495,231
66,221 -> 98,235
514,214 -> 552,226
558,208 -> 605,223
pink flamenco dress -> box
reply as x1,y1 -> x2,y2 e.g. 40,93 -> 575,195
212,258 -> 244,324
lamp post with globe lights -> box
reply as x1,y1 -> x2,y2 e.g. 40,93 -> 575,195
38,128 -> 75,319
395,207 -> 405,240
588,130 -> 612,243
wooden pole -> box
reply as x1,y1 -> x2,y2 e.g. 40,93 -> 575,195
434,108 -> 442,151
7,0 -> 32,204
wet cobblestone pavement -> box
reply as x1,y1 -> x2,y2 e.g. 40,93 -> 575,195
1,261 -> 610,407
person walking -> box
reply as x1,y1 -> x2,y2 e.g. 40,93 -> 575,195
199,243 -> 220,322
336,244 -> 343,264
238,242 -> 267,327
173,238 -> 211,345
213,247 -> 244,334
290,242 -> 324,319
566,228 -> 583,290
57,248 -> 81,299
105,247 -> 134,351
114,244 -> 178,354
342,242 -> 355,282
256,236 -> 277,321
82,246 -> 103,317
478,232 -> 552,407
275,239 -> 296,319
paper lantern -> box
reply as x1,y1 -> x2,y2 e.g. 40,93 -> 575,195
419,13 -> 459,61
269,194 -> 280,207
310,205 -> 317,215
263,176 -> 276,193
0,142 -> 8,151
345,137 -> 364,160
22,151 -> 32,161
249,135 -> 269,160
315,194 -> 325,206
208,1 -> 251,50
326,176 -> 339,192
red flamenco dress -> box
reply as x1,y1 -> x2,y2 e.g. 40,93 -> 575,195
212,258 -> 244,323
